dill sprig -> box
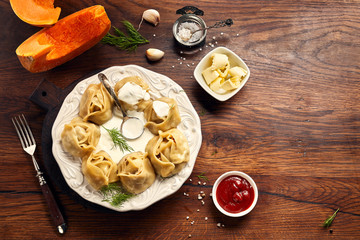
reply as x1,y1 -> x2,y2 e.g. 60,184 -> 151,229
100,183 -> 133,207
102,126 -> 134,153
101,21 -> 149,52
197,172 -> 208,182
322,208 -> 339,228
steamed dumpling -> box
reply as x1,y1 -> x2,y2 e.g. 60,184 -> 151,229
144,97 -> 181,135
82,150 -> 118,190
61,117 -> 100,158
145,129 -> 190,177
79,83 -> 113,125
117,152 -> 156,194
114,76 -> 152,112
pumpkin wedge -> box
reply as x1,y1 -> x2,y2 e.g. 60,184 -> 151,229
10,0 -> 61,27
16,5 -> 111,73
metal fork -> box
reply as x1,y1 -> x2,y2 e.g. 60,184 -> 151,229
12,114 -> 67,234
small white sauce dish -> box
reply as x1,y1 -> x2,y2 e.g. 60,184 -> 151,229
212,171 -> 258,217
194,47 -> 250,101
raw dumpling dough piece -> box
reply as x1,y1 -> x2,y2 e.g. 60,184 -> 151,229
61,117 -> 100,158
79,83 -> 113,125
82,150 -> 119,190
114,76 -> 152,112
117,152 -> 156,194
144,97 -> 181,135
145,129 -> 190,177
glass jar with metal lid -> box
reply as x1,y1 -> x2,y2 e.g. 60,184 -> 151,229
173,7 -> 207,47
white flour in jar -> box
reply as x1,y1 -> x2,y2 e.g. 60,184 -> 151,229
177,22 -> 202,42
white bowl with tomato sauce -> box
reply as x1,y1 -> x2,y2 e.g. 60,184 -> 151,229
212,171 -> 258,217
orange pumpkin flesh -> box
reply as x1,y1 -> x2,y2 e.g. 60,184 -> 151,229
10,0 -> 61,27
16,5 -> 111,73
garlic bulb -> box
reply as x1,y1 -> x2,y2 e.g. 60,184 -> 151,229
142,9 -> 160,26
146,48 -> 164,61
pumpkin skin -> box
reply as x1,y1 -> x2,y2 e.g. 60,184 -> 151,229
10,0 -> 61,27
16,5 -> 111,73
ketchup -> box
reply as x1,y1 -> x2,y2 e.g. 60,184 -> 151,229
216,175 -> 255,213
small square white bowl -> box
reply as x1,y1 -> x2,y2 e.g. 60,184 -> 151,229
194,47 -> 250,101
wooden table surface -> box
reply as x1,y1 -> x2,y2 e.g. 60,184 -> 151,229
1,0 -> 359,239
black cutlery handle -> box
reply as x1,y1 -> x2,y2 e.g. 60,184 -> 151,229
38,173 -> 67,234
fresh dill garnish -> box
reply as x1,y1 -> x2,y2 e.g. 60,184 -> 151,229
199,109 -> 206,116
197,172 -> 208,181
102,126 -> 134,153
101,21 -> 149,52
322,208 -> 339,228
100,183 -> 133,207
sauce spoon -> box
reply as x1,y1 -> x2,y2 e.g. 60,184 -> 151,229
98,73 -> 144,140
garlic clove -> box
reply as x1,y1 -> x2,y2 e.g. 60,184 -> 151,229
142,9 -> 160,26
146,48 -> 164,61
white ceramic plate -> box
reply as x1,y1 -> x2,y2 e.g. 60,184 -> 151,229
194,46 -> 250,101
52,65 -> 202,212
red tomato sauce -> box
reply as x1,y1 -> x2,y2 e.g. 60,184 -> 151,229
216,175 -> 255,213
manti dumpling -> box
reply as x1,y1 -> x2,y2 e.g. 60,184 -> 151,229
61,117 -> 100,158
144,97 -> 181,135
82,150 -> 119,190
114,76 -> 152,112
79,83 -> 113,125
117,152 -> 156,194
145,129 -> 190,177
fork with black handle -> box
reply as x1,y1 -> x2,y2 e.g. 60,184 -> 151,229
12,114 -> 67,234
